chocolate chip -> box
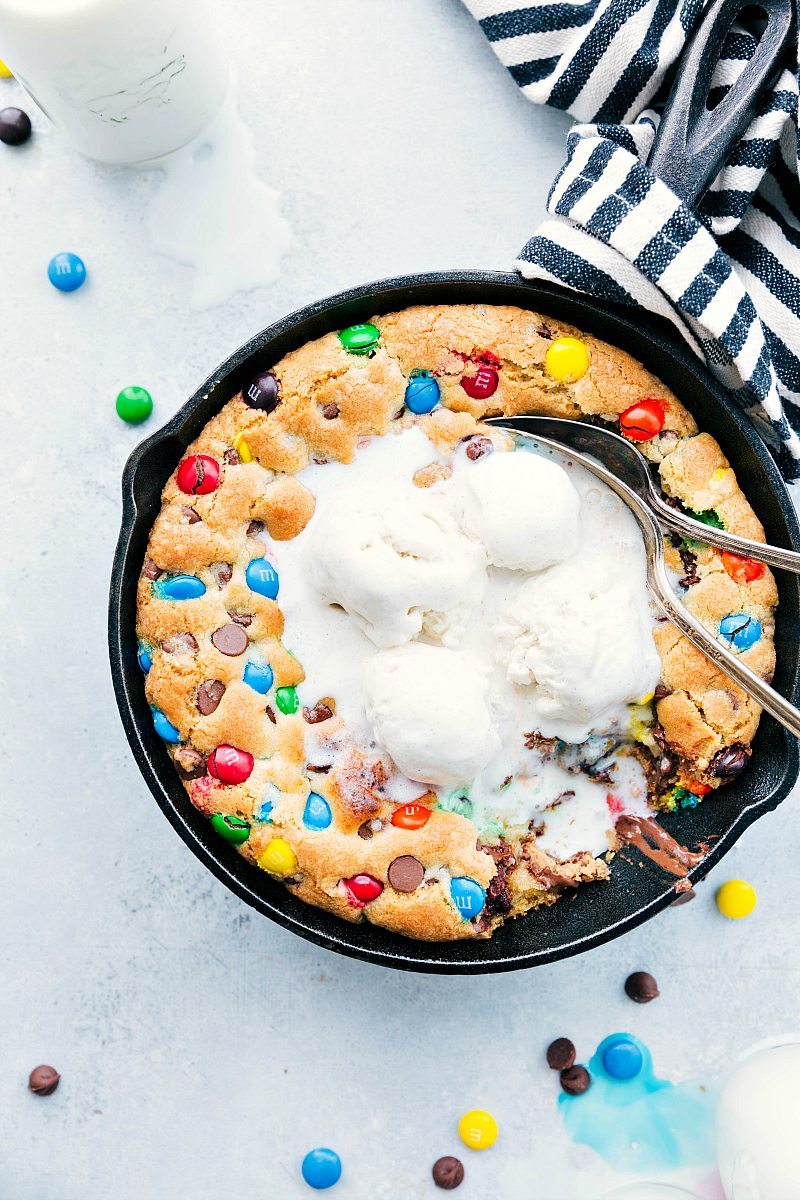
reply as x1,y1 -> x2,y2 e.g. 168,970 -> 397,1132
357,822 -> 374,840
672,886 -> 696,906
142,557 -> 163,581
432,1156 -> 464,1190
173,745 -> 207,778
465,435 -> 493,461
28,1065 -> 60,1095
654,682 -> 671,700
179,506 -> 201,525
307,763 -> 331,773
0,107 -> 32,146
227,610 -> 252,627
303,702 -> 333,724
243,370 -> 280,413
322,403 -> 339,420
210,562 -> 232,588
387,855 -> 425,893
546,1037 -> 576,1071
246,519 -> 264,538
709,744 -> 749,778
161,632 -> 198,654
197,679 -> 226,715
266,704 -> 277,724
212,623 -> 249,656
624,971 -> 660,1003
223,448 -> 240,466
560,1065 -> 591,1095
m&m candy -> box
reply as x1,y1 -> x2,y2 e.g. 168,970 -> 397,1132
457,1109 -> 498,1151
405,372 -> 440,414
243,660 -> 274,694
48,252 -> 86,292
460,363 -> 498,400
391,803 -> 432,830
275,685 -> 299,715
176,454 -> 220,496
116,386 -> 153,425
255,784 -> 278,823
719,612 -> 762,651
137,643 -> 152,673
338,323 -> 379,355
0,106 -> 31,145
301,1147 -> 342,1190
544,336 -> 590,383
721,551 -> 765,584
152,707 -> 180,743
601,1035 -> 644,1080
716,878 -> 757,919
303,792 -> 332,830
208,744 -> 254,785
450,876 -> 485,920
257,837 -> 298,876
156,574 -> 206,601
210,813 -> 250,845
243,370 -> 280,412
0,59 -> 12,78
343,873 -> 383,906
619,398 -> 665,441
245,557 -> 279,599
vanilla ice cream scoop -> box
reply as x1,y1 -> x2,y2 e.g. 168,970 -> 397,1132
308,478 -> 486,648
459,449 -> 581,571
364,643 -> 500,787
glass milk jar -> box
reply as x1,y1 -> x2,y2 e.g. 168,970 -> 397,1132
0,0 -> 229,162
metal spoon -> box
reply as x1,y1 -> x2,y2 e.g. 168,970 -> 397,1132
486,417 -> 800,740
488,415 -> 800,574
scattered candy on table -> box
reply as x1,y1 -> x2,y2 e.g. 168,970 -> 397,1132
432,1155 -> 464,1190
0,59 -> 12,77
116,386 -> 153,424
460,362 -> 498,400
0,105 -> 30,145
155,574 -> 207,600
544,335 -> 590,383
151,707 -> 180,743
719,612 -> 762,651
301,1147 -> 341,1190
176,453 -> 219,495
449,876 -> 485,920
338,323 -> 379,355
457,1108 -> 498,1151
405,371 -> 440,414
245,557 -> 279,599
243,659 -> 274,694
243,369 -> 280,411
207,745 -> 254,785
257,837 -> 297,876
601,1035 -> 644,1081
716,878 -> 757,919
47,251 -> 86,292
303,792 -> 332,830
210,813 -> 250,845
624,971 -> 659,1003
546,1037 -> 576,1071
721,551 -> 766,583
275,685 -> 299,714
619,398 -> 665,441
28,1065 -> 60,1096
560,1064 -> 592,1095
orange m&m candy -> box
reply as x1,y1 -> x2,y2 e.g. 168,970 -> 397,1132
721,551 -> 765,584
391,803 -> 432,831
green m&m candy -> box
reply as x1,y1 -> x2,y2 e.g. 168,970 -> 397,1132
210,813 -> 250,845
116,385 -> 153,424
338,323 -> 379,356
275,685 -> 299,715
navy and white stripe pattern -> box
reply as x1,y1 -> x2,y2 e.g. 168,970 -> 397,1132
465,0 -> 800,479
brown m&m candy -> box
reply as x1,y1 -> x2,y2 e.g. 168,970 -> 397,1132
0,106 -> 31,145
546,1037 -> 576,1071
243,371 -> 280,412
624,971 -> 660,1003
432,1155 -> 464,1189
28,1065 -> 60,1095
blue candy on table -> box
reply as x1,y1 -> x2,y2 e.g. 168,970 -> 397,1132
47,251 -> 86,292
137,643 -> 152,673
303,792 -> 332,831
245,557 -> 279,599
404,371 -> 440,414
151,707 -> 180,743
301,1147 -> 341,1190
155,574 -> 207,601
719,612 -> 762,651
450,876 -> 486,920
243,659 -> 274,694
601,1034 -> 644,1081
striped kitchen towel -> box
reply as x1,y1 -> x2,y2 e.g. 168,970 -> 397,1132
464,0 -> 800,480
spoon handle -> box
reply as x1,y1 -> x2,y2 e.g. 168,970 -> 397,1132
649,491 -> 800,575
650,561 -> 800,739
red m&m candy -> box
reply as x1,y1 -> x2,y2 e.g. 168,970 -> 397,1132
208,744 -> 254,785
619,398 -> 665,441
343,874 -> 384,907
721,551 -> 766,584
461,364 -> 499,400
391,803 -> 432,830
176,454 -> 220,495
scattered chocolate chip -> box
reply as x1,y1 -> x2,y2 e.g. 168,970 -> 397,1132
223,448 -> 240,466
709,744 -> 749,778
197,679 -> 226,715
227,610 -> 252,627
678,545 -> 700,588
180,506 -> 202,525
142,557 -> 163,581
303,702 -> 334,724
246,519 -> 264,538
672,886 -> 697,906
624,971 -> 660,1004
173,745 -> 207,778
0,107 -> 32,146
210,562 -> 233,588
546,1037 -> 576,1071
28,1065 -> 60,1096
211,623 -> 248,656
243,370 -> 280,413
432,1156 -> 464,1190
388,855 -> 425,893
654,682 -> 671,700
322,403 -> 339,420
161,632 -> 199,654
560,1065 -> 591,1095
307,763 -> 331,773
465,435 -> 493,461
265,704 -> 277,724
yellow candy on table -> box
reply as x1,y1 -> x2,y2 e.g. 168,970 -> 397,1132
458,1108 -> 498,1151
0,59 -> 12,78
716,878 -> 757,919
545,336 -> 590,384
233,432 -> 253,463
257,837 -> 297,877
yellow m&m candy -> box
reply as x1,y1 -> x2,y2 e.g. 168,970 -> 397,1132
0,59 -> 12,78
458,1108 -> 498,1151
233,432 -> 253,463
257,838 -> 297,877
716,878 -> 757,919
545,336 -> 590,384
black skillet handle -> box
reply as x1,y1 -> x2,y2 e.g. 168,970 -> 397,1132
647,0 -> 794,211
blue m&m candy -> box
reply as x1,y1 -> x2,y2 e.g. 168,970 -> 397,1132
601,1034 -> 644,1080
243,659 -> 274,694
152,707 -> 180,743
303,792 -> 332,830
719,612 -> 762,651
245,557 -> 279,599
47,252 -> 86,292
301,1148 -> 341,1190
450,876 -> 486,920
156,574 -> 206,601
137,643 -> 152,673
405,371 -> 440,414
256,784 -> 279,824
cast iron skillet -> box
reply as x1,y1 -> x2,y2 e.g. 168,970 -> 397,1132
109,0 -> 800,973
